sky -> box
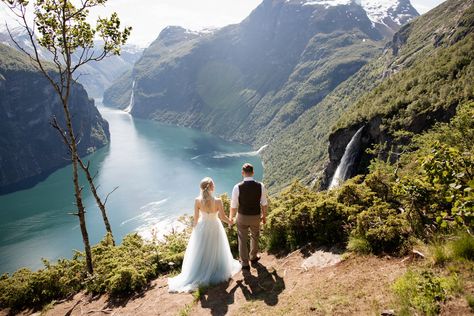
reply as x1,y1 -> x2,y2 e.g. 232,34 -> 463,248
1,0 -> 447,47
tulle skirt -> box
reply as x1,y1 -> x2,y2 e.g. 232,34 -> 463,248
168,213 -> 241,292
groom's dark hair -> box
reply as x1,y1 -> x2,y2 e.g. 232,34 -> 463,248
242,163 -> 254,174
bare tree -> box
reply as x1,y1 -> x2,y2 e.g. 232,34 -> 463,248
2,0 -> 131,274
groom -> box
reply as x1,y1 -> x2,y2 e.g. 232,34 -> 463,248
230,163 -> 268,270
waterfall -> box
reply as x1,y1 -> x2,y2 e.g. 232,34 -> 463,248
124,80 -> 136,113
329,126 -> 364,189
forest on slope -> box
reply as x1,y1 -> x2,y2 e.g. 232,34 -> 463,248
264,0 -> 474,191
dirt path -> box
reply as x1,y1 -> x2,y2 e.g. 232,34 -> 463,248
25,249 -> 400,316
4,248 -> 470,315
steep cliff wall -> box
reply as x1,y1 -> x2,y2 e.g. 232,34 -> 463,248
322,0 -> 474,188
0,43 -> 110,194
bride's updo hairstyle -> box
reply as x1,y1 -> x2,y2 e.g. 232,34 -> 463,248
199,177 -> 214,210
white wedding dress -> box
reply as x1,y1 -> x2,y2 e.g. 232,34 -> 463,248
168,210 -> 241,292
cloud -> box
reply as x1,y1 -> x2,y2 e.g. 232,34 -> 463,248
412,0 -> 446,14
89,0 -> 262,47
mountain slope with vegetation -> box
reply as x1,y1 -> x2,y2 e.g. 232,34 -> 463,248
0,43 -> 110,194
263,0 -> 474,191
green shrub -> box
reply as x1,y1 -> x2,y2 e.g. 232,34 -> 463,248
266,182 -> 349,252
346,236 -> 372,254
107,266 -> 147,295
355,201 -> 412,254
84,233 -> 159,295
0,257 -> 84,309
393,270 -> 451,315
336,175 -> 372,210
0,230 -> 190,309
422,143 -> 474,230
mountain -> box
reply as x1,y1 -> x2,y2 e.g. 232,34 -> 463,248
0,43 -> 110,194
103,0 -> 418,190
75,43 -> 143,98
265,0 -> 474,191
0,28 -> 143,98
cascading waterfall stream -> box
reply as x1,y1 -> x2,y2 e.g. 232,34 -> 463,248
124,80 -> 136,113
329,126 -> 364,189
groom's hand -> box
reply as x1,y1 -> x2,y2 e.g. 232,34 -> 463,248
261,216 -> 266,225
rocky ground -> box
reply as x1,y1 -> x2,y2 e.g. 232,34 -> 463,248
2,246 -> 472,316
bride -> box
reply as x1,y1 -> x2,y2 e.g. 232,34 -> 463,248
168,177 -> 241,292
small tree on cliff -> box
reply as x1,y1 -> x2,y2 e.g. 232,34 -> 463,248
2,0 -> 131,274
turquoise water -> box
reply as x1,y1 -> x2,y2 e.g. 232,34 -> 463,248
0,104 -> 263,274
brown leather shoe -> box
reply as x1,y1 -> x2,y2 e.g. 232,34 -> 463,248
250,256 -> 260,264
242,265 -> 250,270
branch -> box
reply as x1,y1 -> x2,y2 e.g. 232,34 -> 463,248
91,170 -> 99,181
103,186 -> 119,205
71,49 -> 108,74
4,6 -> 62,97
50,116 -> 73,152
74,46 -> 89,71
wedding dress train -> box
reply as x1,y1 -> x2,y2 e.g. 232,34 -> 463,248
168,211 -> 241,292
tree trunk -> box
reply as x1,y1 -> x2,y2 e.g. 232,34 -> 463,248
63,92 -> 94,274
72,157 -> 94,274
78,159 -> 115,245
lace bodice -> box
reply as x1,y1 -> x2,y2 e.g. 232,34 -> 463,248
200,211 -> 219,221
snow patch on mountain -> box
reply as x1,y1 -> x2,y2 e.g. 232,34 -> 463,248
287,0 -> 418,28
302,0 -> 352,7
360,0 -> 394,25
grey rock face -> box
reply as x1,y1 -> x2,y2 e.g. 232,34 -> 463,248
0,43 -> 110,194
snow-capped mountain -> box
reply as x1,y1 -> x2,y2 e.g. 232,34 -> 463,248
360,0 -> 418,31
286,0 -> 419,35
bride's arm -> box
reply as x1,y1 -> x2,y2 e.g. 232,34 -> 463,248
193,198 -> 200,227
217,199 -> 232,225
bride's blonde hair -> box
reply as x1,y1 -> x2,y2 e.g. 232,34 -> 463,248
199,177 -> 214,210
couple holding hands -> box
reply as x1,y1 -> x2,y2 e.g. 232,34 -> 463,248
168,163 -> 268,292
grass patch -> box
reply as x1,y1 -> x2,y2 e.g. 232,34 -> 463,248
450,233 -> 474,261
428,241 -> 450,266
178,303 -> 194,316
193,285 -> 207,302
466,294 -> 474,311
